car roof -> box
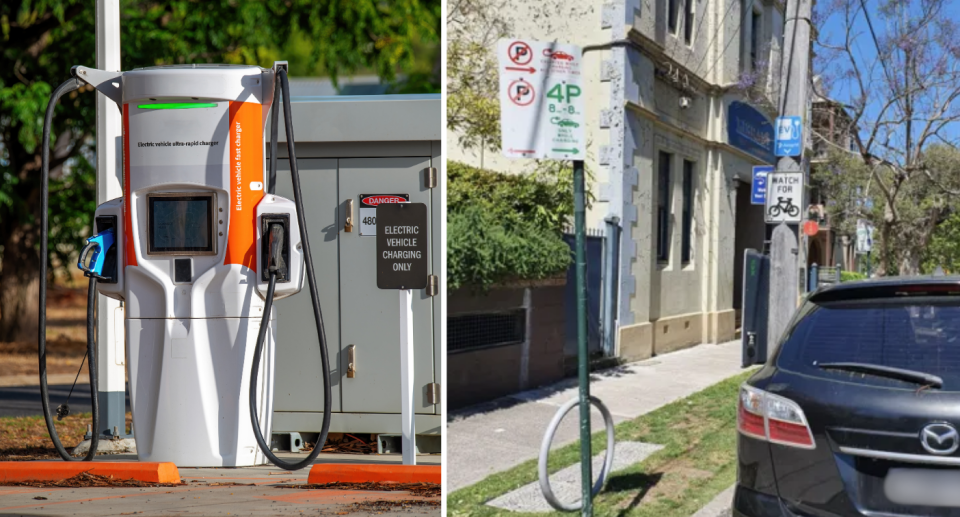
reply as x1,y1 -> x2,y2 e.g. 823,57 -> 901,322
809,275 -> 960,302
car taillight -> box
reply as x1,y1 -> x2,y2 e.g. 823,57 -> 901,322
737,384 -> 816,449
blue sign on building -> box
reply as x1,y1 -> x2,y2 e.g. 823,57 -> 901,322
751,165 -> 773,205
775,116 -> 803,156
727,102 -> 775,164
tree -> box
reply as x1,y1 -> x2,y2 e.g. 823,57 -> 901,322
0,0 -> 439,342
446,0 -> 509,154
813,0 -> 960,275
813,144 -> 960,275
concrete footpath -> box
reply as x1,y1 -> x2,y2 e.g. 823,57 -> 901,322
447,340 -> 744,492
0,453 -> 441,516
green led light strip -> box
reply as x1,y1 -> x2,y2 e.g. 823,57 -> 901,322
137,102 -> 218,109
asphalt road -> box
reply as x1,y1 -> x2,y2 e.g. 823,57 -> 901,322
0,383 -> 129,418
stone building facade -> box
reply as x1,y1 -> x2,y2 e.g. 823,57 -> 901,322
448,0 -> 785,360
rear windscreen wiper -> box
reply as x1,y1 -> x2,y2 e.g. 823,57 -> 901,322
816,362 -> 944,388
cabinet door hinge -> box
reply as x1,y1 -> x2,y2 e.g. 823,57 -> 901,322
427,274 -> 439,296
426,383 -> 440,405
424,167 -> 438,189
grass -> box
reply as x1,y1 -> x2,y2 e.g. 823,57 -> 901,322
0,412 -> 91,458
0,411 -> 133,460
448,369 -> 757,517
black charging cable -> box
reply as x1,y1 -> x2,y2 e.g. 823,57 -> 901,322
39,75 -> 100,461
249,68 -> 332,470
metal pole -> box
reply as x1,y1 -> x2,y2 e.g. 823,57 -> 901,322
768,0 -> 811,332
809,263 -> 818,292
399,289 -> 416,465
573,160 -> 592,517
601,216 -> 620,358
95,0 -> 129,441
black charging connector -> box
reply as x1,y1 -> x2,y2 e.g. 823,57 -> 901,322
260,215 -> 290,283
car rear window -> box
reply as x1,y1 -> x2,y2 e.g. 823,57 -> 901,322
777,299 -> 960,390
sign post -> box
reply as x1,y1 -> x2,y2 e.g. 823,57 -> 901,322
498,38 -> 594,516
572,158 -> 592,517
376,203 -> 428,465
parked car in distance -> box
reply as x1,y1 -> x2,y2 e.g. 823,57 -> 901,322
736,276 -> 960,516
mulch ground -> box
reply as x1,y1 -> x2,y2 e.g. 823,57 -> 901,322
352,499 -> 441,511
304,433 -> 378,455
280,481 -> 441,498
0,471 -> 182,488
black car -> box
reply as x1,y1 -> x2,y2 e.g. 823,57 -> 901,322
736,277 -> 960,516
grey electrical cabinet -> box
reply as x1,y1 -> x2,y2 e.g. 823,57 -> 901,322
268,95 -> 442,440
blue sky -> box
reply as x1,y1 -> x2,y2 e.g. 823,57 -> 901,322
812,0 -> 960,160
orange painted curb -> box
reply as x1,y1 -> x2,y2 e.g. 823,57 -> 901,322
0,462 -> 181,484
307,464 -> 440,485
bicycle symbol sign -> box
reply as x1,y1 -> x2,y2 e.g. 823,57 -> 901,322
764,172 -> 804,223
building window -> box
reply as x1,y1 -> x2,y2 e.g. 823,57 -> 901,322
750,10 -> 761,71
739,0 -> 746,72
669,0 -> 679,33
684,0 -> 695,45
682,160 -> 694,263
657,151 -> 672,262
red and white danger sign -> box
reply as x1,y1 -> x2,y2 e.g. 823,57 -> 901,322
359,193 -> 409,236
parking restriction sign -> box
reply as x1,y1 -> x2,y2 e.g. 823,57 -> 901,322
498,39 -> 584,160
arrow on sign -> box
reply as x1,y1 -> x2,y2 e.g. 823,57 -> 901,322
552,148 -> 580,155
505,66 -> 536,73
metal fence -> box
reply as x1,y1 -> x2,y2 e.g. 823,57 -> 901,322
562,231 -> 604,357
447,309 -> 527,354
808,263 -> 842,291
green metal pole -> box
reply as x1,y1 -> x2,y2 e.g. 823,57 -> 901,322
574,159 -> 593,517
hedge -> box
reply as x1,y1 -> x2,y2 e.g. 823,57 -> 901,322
446,161 -> 572,290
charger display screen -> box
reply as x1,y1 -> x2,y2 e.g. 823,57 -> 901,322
148,195 -> 214,254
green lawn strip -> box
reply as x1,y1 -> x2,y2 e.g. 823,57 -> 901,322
448,369 -> 756,517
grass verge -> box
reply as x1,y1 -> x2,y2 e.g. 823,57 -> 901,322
448,369 -> 756,517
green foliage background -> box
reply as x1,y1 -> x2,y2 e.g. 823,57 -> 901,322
447,161 -> 575,291
840,270 -> 866,282
811,144 -> 960,276
0,0 -> 439,340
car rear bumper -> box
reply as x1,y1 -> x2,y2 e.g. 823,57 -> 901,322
734,485 -> 788,517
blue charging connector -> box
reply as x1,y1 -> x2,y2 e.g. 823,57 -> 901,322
78,228 -> 115,279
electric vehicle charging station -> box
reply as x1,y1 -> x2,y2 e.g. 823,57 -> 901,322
37,62 -> 441,468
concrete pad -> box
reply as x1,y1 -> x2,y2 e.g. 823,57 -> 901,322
308,464 -> 441,484
71,437 -> 136,455
690,485 -> 735,517
0,461 -> 180,483
486,441 -> 664,513
448,340 -> 743,492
